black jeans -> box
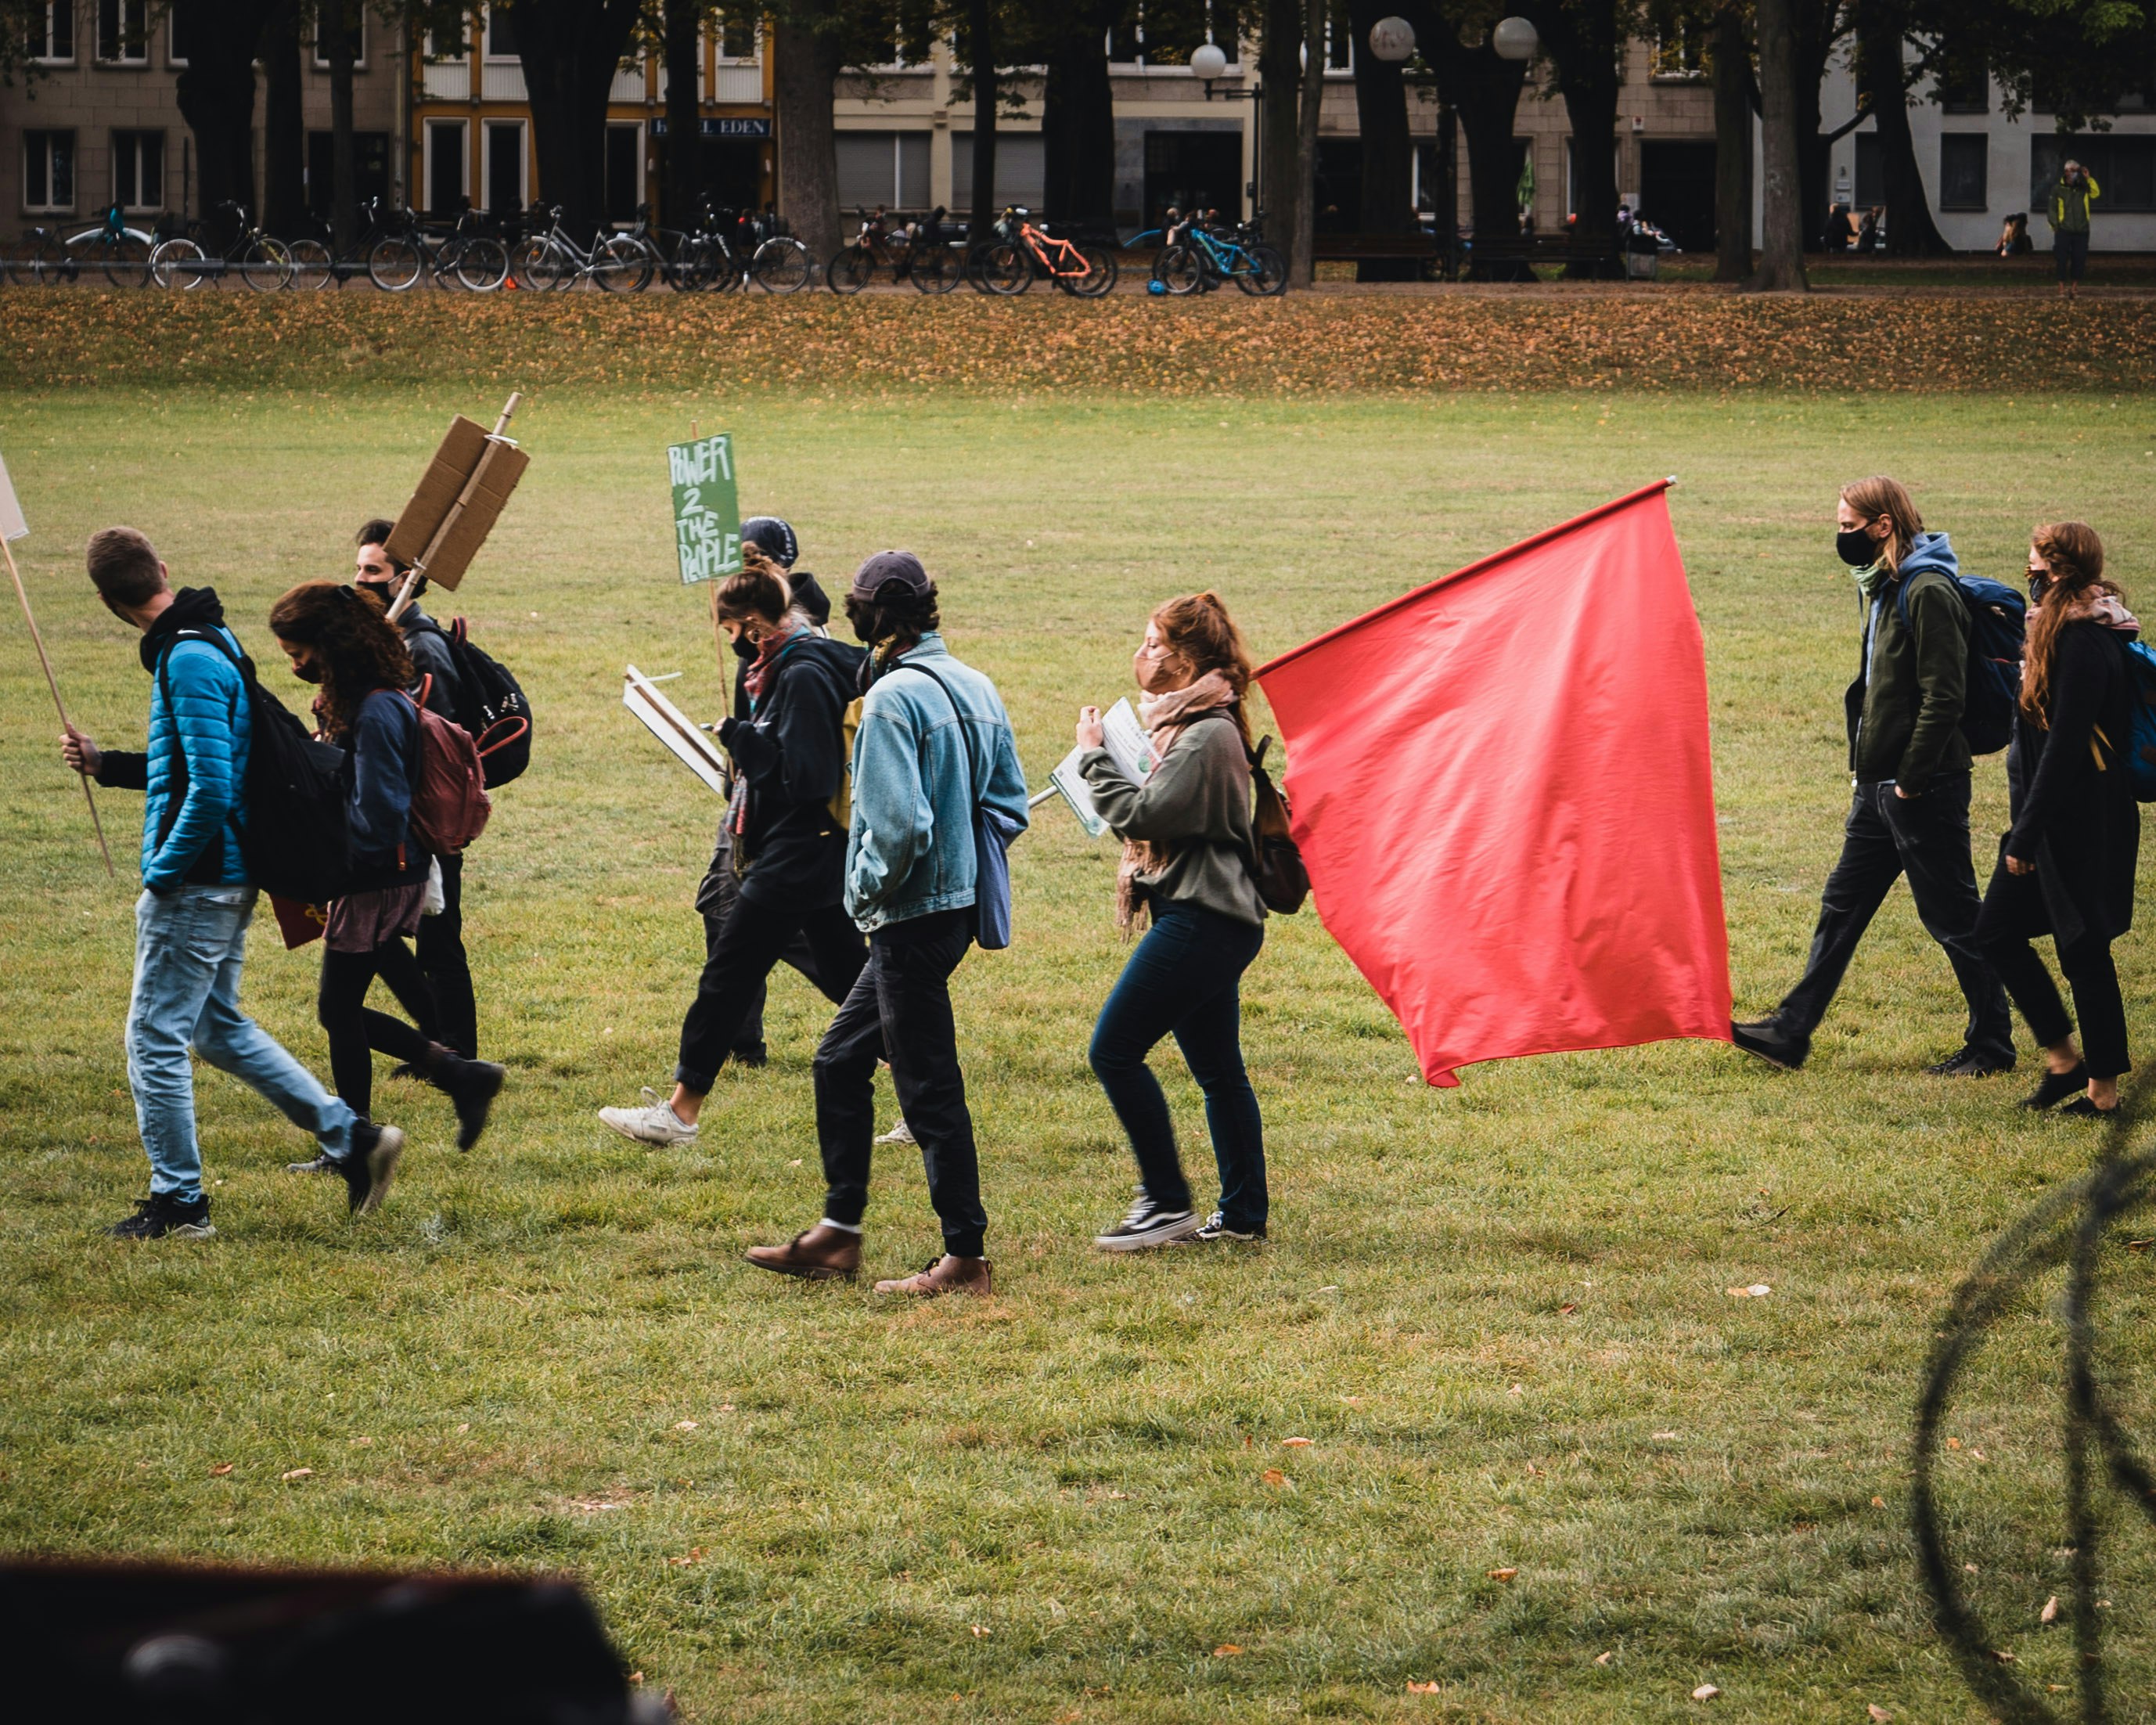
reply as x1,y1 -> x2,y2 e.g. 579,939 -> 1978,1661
2057,229 -> 2090,283
812,910 -> 986,1259
1974,856 -> 2130,1079
1089,902 -> 1268,1231
695,826 -> 824,1062
675,888 -> 866,1093
319,938 -> 437,1122
416,851 -> 477,1058
1776,775 -> 2014,1058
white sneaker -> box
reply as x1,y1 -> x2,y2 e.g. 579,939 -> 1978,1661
599,1087 -> 699,1147
874,1117 -> 916,1146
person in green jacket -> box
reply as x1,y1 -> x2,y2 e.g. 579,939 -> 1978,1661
2050,159 -> 2099,297
1733,476 -> 2014,1076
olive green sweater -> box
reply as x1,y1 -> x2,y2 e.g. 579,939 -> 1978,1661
1080,711 -> 1266,926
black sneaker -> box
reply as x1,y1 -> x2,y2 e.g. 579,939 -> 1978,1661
731,1047 -> 768,1070
1730,1018 -> 1808,1071
1093,1195 -> 1204,1252
1926,1046 -> 2016,1079
108,1193 -> 214,1241
339,1122 -> 405,1215
438,1057 -> 506,1152
1194,1210 -> 1266,1243
2021,1064 -> 2088,1110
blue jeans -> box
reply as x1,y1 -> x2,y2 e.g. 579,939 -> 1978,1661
1089,902 -> 1267,1230
128,885 -> 356,1202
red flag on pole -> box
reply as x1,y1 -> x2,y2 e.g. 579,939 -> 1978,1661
1254,481 -> 1730,1087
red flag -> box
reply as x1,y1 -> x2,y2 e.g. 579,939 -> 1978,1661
1254,481 -> 1729,1087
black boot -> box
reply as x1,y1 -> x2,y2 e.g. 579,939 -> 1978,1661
423,1042 -> 506,1151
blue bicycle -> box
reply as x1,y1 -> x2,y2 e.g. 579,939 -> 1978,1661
1154,214 -> 1286,297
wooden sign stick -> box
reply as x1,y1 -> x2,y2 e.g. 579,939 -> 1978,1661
4,533 -> 114,877
387,390 -> 523,623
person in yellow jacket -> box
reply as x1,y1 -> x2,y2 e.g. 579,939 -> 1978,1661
2050,160 -> 2099,297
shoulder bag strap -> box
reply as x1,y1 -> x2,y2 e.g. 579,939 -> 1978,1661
893,661 -> 983,812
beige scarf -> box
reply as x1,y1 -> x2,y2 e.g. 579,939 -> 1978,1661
1114,671 -> 1237,934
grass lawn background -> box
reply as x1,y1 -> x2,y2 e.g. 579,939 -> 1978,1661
4,369 -> 2156,1721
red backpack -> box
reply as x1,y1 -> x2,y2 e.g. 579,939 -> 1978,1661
403,684 -> 491,855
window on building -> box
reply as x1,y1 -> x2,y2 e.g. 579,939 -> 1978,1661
95,0 -> 146,63
31,1 -> 74,62
836,131 -> 930,210
484,121 -> 526,213
423,25 -> 467,59
605,124 -> 642,225
952,131 -> 1047,210
1933,56 -> 1989,114
484,3 -> 519,60
304,130 -> 391,218
1938,133 -> 1987,210
169,6 -> 192,63
1650,23 -> 1708,80
427,119 -> 467,214
112,128 -> 161,211
312,9 -> 366,67
23,129 -> 74,210
713,4 -> 759,61
2032,132 -> 2156,212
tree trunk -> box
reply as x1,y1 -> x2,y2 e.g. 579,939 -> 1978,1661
259,0 -> 305,234
1400,1 -> 1531,278
967,0 -> 999,247
1289,0 -> 1324,286
1524,0 -> 1621,275
772,7 -> 842,254
1711,2 -> 1754,281
1042,4 -> 1118,225
515,0 -> 645,236
1348,0 -> 1415,277
663,0 -> 704,226
1859,0 -> 1949,256
1258,0 -> 1302,245
1790,0 -> 1845,250
325,0 -> 359,252
1747,0 -> 1809,290
172,0 -> 272,228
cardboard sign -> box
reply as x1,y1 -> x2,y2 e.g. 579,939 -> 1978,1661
384,414 -> 531,590
668,434 -> 741,585
0,452 -> 28,542
624,664 -> 731,796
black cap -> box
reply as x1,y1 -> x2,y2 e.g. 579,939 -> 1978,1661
741,516 -> 798,567
850,549 -> 931,603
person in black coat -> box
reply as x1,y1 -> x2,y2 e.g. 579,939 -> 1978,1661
599,548 -> 870,1147
1974,521 -> 2140,1116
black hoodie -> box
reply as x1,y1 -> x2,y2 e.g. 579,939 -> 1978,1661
719,625 -> 866,908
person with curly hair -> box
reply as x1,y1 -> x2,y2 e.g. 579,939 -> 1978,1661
266,582 -> 505,1162
1975,523 -> 2141,1115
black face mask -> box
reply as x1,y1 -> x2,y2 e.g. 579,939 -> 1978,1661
729,631 -> 758,661
2028,571 -> 2053,604
1835,527 -> 1880,567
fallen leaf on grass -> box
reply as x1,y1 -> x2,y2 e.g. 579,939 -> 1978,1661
1971,1448 -> 1989,1463
1726,1284 -> 1772,1298
789,1158 -> 803,1167
666,1547 -> 705,1567
1213,1644 -> 1244,1657
1261,1469 -> 1289,1489
210,1463 -> 233,1477
2126,1239 -> 2152,1253
675,1420 -> 699,1431
1487,1568 -> 1518,1582
970,1624 -> 990,1637
1559,1302 -> 1578,1316
1653,1430 -> 1681,1440
1406,1680 -> 1441,1694
281,1468 -> 313,1482
455,1422 -> 470,1435
1339,1395 -> 1365,1406
1593,1651 -> 1614,1667
1873,1497 -> 1888,1509
2041,1595 -> 2061,1624
1692,1683 -> 1720,1701
1946,1437 -> 1962,1450
1867,1707 -> 1891,1722
1508,1384 -> 1524,1397
1992,1649 -> 2017,1664
1106,1490 -> 1129,1500
350,1436 -> 373,1448
1281,1437 -> 1312,1448
1964,1563 -> 1980,1575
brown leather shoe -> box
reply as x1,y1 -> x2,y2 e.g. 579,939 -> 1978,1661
873,1254 -> 992,1298
745,1224 -> 861,1281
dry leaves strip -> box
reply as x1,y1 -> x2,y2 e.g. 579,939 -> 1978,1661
7,294 -> 2154,396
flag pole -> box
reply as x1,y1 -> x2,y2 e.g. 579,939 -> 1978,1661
387,390 -> 523,623
3,533 -> 114,877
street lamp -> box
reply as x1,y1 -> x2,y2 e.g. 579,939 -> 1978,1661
1190,41 -> 1229,97
1492,16 -> 1538,60
1367,16 -> 1415,63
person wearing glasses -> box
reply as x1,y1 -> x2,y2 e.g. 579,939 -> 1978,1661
1732,476 -> 2014,1076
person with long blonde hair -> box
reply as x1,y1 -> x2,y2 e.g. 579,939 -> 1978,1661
1733,476 -> 2014,1075
1974,522 -> 2140,1115
1078,592 -> 1270,1250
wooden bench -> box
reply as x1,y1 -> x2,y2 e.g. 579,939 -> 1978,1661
1467,232 -> 1624,280
1312,231 -> 1458,281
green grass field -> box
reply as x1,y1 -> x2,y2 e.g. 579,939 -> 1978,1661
5,370 -> 2156,1722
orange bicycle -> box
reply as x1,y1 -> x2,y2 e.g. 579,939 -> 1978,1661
973,207 -> 1118,297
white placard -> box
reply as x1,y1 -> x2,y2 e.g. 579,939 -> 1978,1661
624,663 -> 730,796
0,452 -> 28,542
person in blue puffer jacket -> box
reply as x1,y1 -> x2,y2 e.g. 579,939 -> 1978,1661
60,528 -> 403,1237
265,582 -> 506,1161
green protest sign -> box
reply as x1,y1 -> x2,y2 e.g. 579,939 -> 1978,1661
668,434 -> 741,584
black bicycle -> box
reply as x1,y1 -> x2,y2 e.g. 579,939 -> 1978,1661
149,202 -> 292,290
368,205 -> 510,293
280,196 -> 401,290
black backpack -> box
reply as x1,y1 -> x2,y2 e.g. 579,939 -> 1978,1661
158,629 -> 353,903
415,616 -> 532,788
1245,736 -> 1309,914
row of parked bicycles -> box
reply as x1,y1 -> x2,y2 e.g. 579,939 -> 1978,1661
7,198 -> 1287,297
